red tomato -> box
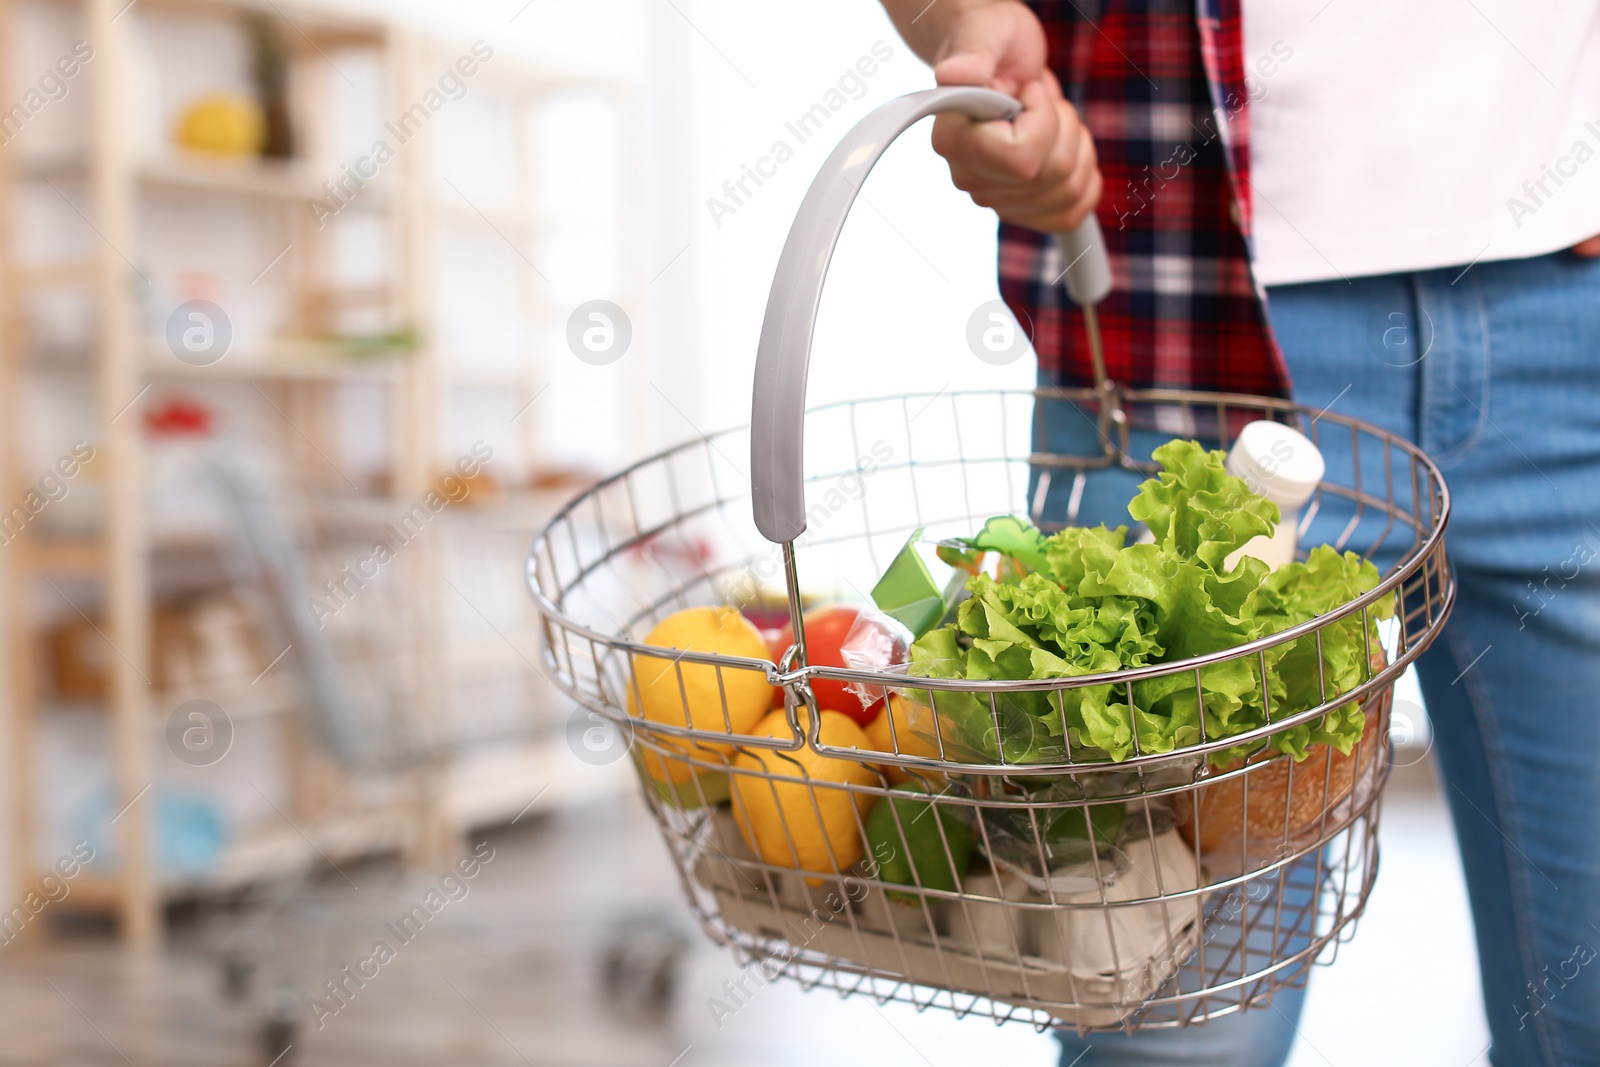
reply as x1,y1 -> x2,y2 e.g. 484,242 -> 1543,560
777,605 -> 892,726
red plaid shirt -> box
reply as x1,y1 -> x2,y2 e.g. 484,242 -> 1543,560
1001,0 -> 1289,397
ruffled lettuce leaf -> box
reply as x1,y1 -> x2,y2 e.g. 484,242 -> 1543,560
1240,544 -> 1393,759
1128,439 -> 1279,572
902,440 -> 1390,767
905,626 -> 1065,764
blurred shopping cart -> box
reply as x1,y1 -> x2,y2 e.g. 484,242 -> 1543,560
199,455 -> 561,1062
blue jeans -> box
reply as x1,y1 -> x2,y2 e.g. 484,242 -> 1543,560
1047,249 -> 1600,1066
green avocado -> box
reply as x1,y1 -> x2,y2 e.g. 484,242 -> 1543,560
866,782 -> 973,902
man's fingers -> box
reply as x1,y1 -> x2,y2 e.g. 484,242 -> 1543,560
963,80 -> 1064,182
960,163 -> 1092,218
1062,127 -> 1098,204
922,16 -> 1101,238
947,141 -> 1089,210
933,116 -> 1053,186
982,170 -> 1103,232
932,9 -> 1007,91
931,4 -> 1046,95
1063,169 -> 1103,229
945,115 -> 1101,233
932,80 -> 1063,184
1572,235 -> 1600,257
933,48 -> 1001,90
939,93 -> 1088,194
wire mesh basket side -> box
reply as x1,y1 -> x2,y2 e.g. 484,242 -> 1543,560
525,387 -> 1451,1031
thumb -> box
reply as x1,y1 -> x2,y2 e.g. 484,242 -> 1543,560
934,40 -> 1001,90
932,7 -> 1043,96
1572,234 -> 1600,257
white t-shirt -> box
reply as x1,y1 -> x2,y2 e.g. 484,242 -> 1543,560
1242,1 -> 1600,286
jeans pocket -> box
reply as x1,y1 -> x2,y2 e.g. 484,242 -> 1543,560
1416,271 -> 1490,468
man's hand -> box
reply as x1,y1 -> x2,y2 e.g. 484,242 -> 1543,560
882,0 -> 1101,233
1574,235 -> 1600,257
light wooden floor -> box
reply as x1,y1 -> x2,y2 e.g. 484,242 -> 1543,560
0,760 -> 1485,1067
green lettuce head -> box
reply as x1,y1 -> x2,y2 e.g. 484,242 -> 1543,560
902,438 -> 1390,767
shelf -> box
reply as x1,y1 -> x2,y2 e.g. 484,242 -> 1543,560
19,537 -> 106,574
20,529 -> 234,560
191,809 -> 404,893
17,153 -> 384,206
140,155 -> 327,202
10,486 -> 561,578
38,676 -> 293,723
153,679 -> 296,721
144,342 -> 412,381
26,0 -> 388,39
126,0 -> 388,43
47,736 -> 623,905
62,807 -> 403,901
0,14 -> 633,948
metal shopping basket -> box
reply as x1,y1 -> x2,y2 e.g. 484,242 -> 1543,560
526,88 -> 1453,1032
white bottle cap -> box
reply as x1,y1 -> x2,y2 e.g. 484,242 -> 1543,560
1225,420 -> 1324,510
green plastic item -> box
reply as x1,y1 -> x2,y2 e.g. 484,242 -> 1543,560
870,528 -> 946,639
966,514 -> 1050,575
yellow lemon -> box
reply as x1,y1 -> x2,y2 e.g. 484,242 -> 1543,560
628,606 -> 773,784
864,694 -> 948,786
176,94 -> 265,157
731,709 -> 876,882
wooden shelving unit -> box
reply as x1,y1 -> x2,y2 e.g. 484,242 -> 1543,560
0,0 -> 638,946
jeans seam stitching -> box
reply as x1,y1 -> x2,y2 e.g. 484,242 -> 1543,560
1445,622 -> 1565,1066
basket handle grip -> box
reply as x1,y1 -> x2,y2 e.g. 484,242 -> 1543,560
750,87 -> 1111,544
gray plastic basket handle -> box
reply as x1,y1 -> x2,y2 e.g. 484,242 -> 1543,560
750,86 -> 1111,544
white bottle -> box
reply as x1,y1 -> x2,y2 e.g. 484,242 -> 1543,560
1224,420 -> 1325,570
